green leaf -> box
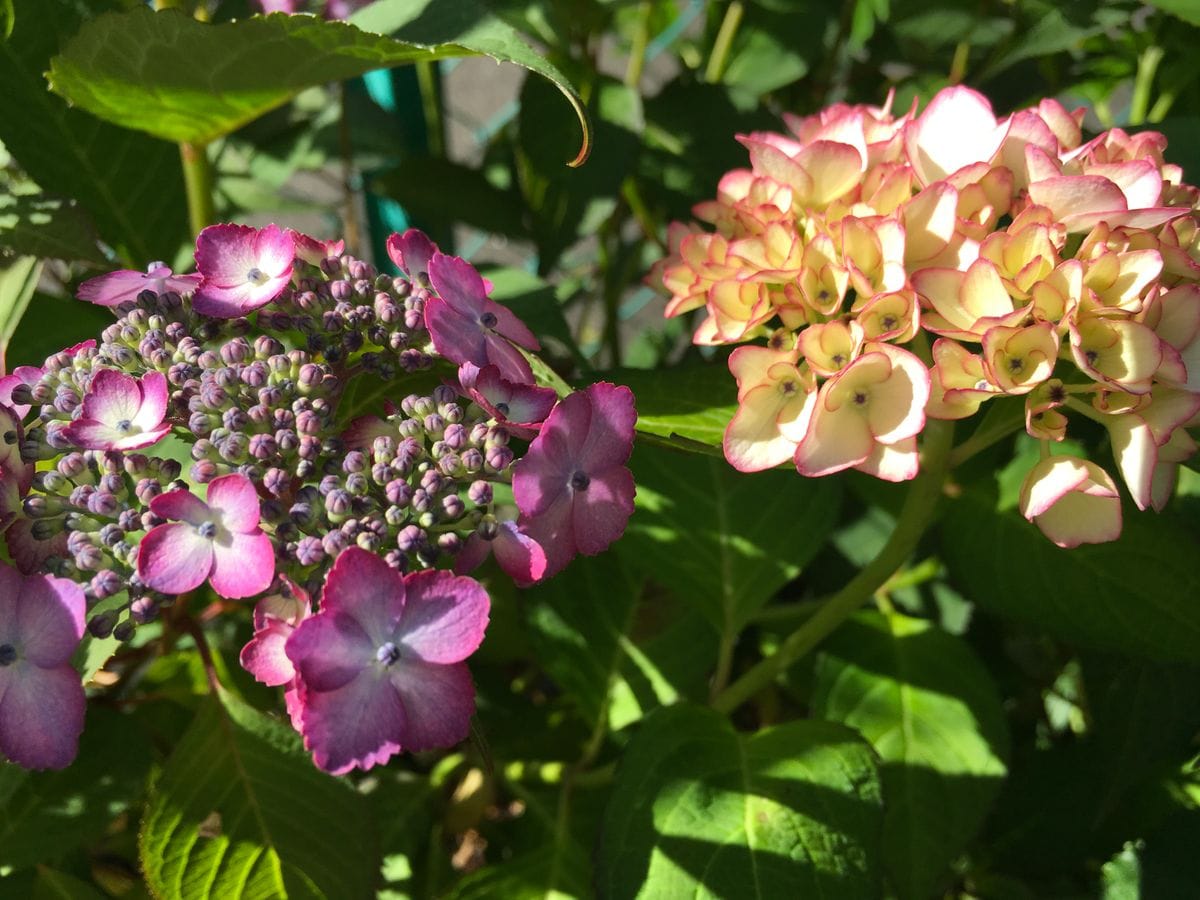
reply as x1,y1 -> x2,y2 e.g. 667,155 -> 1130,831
140,688 -> 378,900
940,489 -> 1200,662
812,612 -> 1010,900
613,362 -> 738,451
617,443 -> 841,632
0,0 -> 187,264
447,845 -> 590,900
1145,0 -> 1200,26
596,704 -> 884,899
976,7 -> 1102,80
524,553 -> 644,728
1100,840 -> 1143,900
50,2 -> 589,165
0,254 -> 40,363
0,192 -> 107,265
0,0 -> 12,41
0,707 -> 151,870
480,266 -> 580,364
28,868 -> 108,900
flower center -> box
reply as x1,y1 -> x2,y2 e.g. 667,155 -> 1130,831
494,402 -> 510,417
1084,349 -> 1099,366
1007,356 -> 1025,374
246,267 -> 269,286
570,470 -> 590,491
116,419 -> 133,433
479,312 -> 498,329
376,641 -> 400,667
779,379 -> 797,396
0,643 -> 16,667
197,521 -> 218,539
3,430 -> 15,445
852,391 -> 868,406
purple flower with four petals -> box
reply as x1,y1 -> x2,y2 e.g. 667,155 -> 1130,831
76,262 -> 201,308
285,547 -> 489,775
0,562 -> 86,769
512,382 -> 637,578
425,253 -> 540,384
137,473 -> 275,599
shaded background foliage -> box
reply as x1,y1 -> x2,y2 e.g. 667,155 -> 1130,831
1,0 -> 1199,898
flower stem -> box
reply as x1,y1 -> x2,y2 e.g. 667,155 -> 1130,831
625,1 -> 653,88
179,142 -> 215,238
711,417 -> 955,715
704,1 -> 744,84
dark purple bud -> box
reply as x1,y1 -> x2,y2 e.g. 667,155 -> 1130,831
218,433 -> 249,464
88,612 -> 117,639
289,501 -> 314,527
318,474 -> 340,496
441,495 -> 465,519
330,280 -> 352,301
247,404 -> 271,426
249,433 -> 278,460
296,410 -> 321,436
345,473 -> 369,496
322,530 -> 350,558
486,426 -> 511,448
276,429 -> 299,453
22,495 -> 63,517
411,489 -> 431,514
87,491 -> 120,518
418,469 -> 443,493
223,408 -> 249,430
384,479 -> 412,507
342,451 -> 367,474
74,544 -> 104,571
113,620 -> 135,642
123,454 -> 149,476
443,423 -> 468,449
160,459 -> 183,483
403,310 -> 423,331
255,336 -> 284,359
460,448 -> 484,472
237,463 -> 263,483
188,412 -> 214,436
273,408 -> 295,429
437,532 -> 463,555
118,508 -> 141,531
197,349 -> 221,370
54,387 -> 80,414
130,595 -> 160,624
98,523 -> 124,547
258,386 -> 283,407
268,354 -> 292,375
190,465 -> 219,487
325,489 -> 352,519
263,467 -> 291,497
396,525 -> 426,552
486,446 -> 514,472
69,484 -> 96,508
468,481 -> 492,506
90,570 -> 123,600
241,362 -> 269,387
141,510 -> 163,530
295,535 -> 324,566
199,381 -> 227,410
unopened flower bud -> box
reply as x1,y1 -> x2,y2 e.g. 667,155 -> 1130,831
295,536 -> 324,566
88,612 -> 117,638
396,525 -> 426,552
486,446 -> 514,472
467,481 -> 492,506
113,620 -> 136,642
90,570 -> 123,599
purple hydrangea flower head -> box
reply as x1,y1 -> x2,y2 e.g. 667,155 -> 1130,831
285,547 -> 490,774
0,561 -> 86,769
0,403 -> 33,493
137,473 -> 275,599
457,363 -> 557,438
240,578 -> 311,729
425,253 -> 540,384
76,261 -> 201,308
386,228 -> 439,282
63,369 -> 171,452
193,223 -> 295,318
512,382 -> 637,578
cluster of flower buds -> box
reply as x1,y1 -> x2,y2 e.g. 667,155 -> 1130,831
0,223 -> 636,773
654,86 -> 1200,548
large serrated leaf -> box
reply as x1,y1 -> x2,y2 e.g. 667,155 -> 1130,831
48,2 -> 588,164
614,363 -> 738,451
940,490 -> 1200,662
812,611 -> 1010,900
617,443 -> 841,633
596,704 -> 883,899
0,0 -> 187,264
140,688 -> 378,900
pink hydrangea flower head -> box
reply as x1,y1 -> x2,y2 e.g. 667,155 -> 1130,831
62,369 -> 171,452
285,547 -> 490,774
193,223 -> 295,318
512,383 -> 637,579
386,228 -> 440,283
425,253 -> 541,384
1019,456 -> 1122,548
76,261 -> 201,308
457,362 -> 557,437
904,86 -> 1009,187
137,473 -> 275,599
0,562 -> 86,769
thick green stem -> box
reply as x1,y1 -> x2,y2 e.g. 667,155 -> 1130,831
1130,45 -> 1164,127
179,142 -> 215,238
711,417 -> 956,715
415,60 -> 445,159
625,1 -> 653,88
704,1 -> 744,84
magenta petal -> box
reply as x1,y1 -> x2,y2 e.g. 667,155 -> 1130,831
5,519 -> 68,575
136,522 -> 214,595
519,489 -> 575,579
209,530 -> 274,599
490,304 -> 540,351
0,662 -> 85,769
299,669 -> 404,775
427,253 -> 488,318
191,288 -> 261,318
396,570 -> 490,664
389,660 -> 475,752
205,473 -> 262,533
576,383 -> 637,470
16,575 -> 85,666
133,371 -> 169,431
240,620 -> 296,687
425,297 -> 488,367
286,611 -> 374,692
452,534 -> 490,576
571,467 -> 636,556
253,224 -> 295,276
0,562 -> 21,624
492,522 -> 547,585
195,223 -> 258,282
387,229 -> 438,280
150,489 -> 211,525
321,547 -> 406,643
482,333 -> 535,384
81,369 -> 141,424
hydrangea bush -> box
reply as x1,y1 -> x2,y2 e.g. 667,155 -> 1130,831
0,223 -> 635,772
655,85 -> 1200,548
